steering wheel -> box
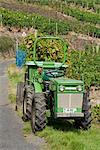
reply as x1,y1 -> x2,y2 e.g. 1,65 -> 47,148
46,69 -> 64,78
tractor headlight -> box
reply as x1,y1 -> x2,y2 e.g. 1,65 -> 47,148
59,85 -> 64,92
77,85 -> 82,91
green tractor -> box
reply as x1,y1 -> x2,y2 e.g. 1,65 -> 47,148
16,36 -> 91,133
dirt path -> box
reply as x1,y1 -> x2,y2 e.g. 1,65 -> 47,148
0,60 -> 45,150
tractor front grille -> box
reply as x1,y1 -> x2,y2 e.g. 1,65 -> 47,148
58,93 -> 83,109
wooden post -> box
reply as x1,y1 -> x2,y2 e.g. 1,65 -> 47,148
49,18 -> 51,25
0,14 -> 3,27
56,22 -> 58,36
35,30 -> 38,38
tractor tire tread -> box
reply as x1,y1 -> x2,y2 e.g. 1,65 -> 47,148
31,93 -> 46,132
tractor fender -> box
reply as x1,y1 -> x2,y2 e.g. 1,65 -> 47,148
33,82 -> 42,93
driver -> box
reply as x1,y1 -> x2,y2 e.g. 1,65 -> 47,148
37,67 -> 43,74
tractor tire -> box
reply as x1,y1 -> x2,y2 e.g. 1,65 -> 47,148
22,85 -> 34,122
31,93 -> 46,133
81,91 -> 92,129
75,91 -> 92,130
16,82 -> 25,111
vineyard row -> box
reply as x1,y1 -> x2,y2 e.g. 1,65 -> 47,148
18,0 -> 100,13
0,8 -> 100,37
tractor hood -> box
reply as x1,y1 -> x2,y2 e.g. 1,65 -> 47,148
52,78 -> 83,85
50,78 -> 84,93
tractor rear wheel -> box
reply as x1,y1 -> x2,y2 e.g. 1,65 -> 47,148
22,85 -> 34,122
16,82 -> 25,111
75,91 -> 92,130
31,93 -> 46,133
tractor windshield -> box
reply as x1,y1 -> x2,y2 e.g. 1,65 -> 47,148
35,39 -> 65,63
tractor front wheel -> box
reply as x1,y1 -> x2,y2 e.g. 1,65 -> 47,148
31,93 -> 46,133
75,91 -> 92,130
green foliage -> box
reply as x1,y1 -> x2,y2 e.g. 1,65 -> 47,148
20,34 -> 65,62
18,0 -> 100,13
63,0 -> 100,13
9,93 -> 16,104
0,35 -> 15,57
67,47 -> 100,87
23,122 -> 32,135
37,120 -> 100,150
26,0 -> 100,24
0,8 -> 100,37
60,5 -> 100,24
92,104 -> 100,122
8,64 -> 24,105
